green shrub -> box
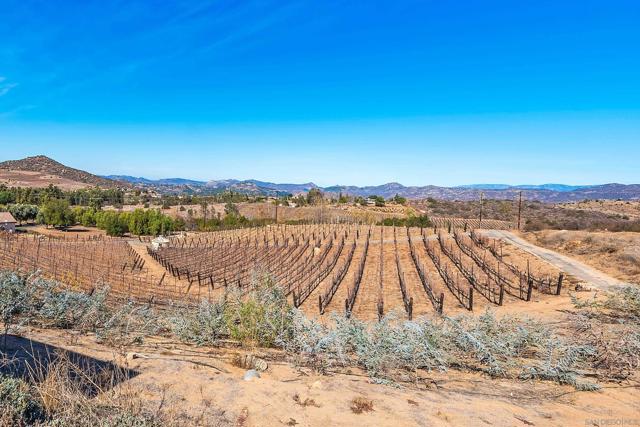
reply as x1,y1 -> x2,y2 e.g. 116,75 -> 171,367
0,375 -> 45,425
224,274 -> 294,347
0,271 -> 32,348
169,300 -> 227,346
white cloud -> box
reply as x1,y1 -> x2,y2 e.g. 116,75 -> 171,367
0,82 -> 17,96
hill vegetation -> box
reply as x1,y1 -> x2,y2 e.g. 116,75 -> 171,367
0,156 -> 128,189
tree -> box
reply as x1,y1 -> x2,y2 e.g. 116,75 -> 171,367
80,208 -> 97,227
368,195 -> 385,207
306,188 -> 324,205
128,209 -> 148,235
39,199 -> 74,229
0,191 -> 14,205
8,204 -> 39,225
224,202 -> 239,216
292,195 -> 307,207
200,200 -> 209,222
391,194 -> 407,205
104,214 -> 126,236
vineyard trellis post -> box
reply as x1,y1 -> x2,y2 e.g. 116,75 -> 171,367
556,273 -> 564,295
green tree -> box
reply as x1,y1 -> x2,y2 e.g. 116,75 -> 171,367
306,188 -> 324,205
80,208 -> 97,227
224,202 -> 239,216
7,204 -> 39,225
0,191 -> 14,205
391,194 -> 407,205
39,199 -> 74,229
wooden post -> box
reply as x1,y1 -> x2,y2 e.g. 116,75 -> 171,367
438,293 -> 444,315
517,191 -> 523,230
468,287 -> 474,311
526,277 -> 534,301
556,273 -> 564,295
479,192 -> 484,229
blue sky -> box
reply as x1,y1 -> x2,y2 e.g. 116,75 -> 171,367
1,0 -> 639,186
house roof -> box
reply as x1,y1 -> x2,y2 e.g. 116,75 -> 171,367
0,212 -> 16,223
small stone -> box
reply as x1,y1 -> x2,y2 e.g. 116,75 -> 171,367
243,369 -> 261,381
311,380 -> 322,389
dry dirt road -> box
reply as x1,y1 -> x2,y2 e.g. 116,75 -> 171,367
482,230 -> 629,292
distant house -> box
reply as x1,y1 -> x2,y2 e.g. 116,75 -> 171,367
0,212 -> 17,233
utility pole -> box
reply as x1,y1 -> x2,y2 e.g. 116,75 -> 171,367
479,192 -> 484,228
517,191 -> 523,230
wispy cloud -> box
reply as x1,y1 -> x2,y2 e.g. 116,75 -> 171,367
0,79 -> 18,96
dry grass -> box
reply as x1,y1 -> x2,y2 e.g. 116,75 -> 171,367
0,347 -> 231,426
522,230 -> 640,284
349,397 -> 374,414
293,393 -> 320,407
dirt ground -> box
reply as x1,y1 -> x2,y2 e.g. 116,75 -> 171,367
17,224 -> 108,239
519,230 -> 640,285
559,200 -> 640,220
10,327 -> 639,427
0,169 -> 90,190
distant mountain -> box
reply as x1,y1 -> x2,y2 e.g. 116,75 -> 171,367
105,175 -> 206,186
325,182 -> 640,202
6,156 -> 634,202
244,180 -> 319,194
0,155 -> 127,189
459,184 -> 590,192
104,173 -> 640,202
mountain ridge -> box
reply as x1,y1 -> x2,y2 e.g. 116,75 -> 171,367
110,175 -> 640,202
2,156 -> 639,202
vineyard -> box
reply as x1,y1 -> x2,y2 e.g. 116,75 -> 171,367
429,216 -> 515,230
0,224 -> 565,319
0,233 -> 190,305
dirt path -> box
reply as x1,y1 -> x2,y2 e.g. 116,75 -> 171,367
482,230 -> 629,292
126,239 -> 191,288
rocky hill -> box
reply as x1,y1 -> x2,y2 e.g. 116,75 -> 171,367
0,155 -> 128,189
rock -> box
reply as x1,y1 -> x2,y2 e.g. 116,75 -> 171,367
126,352 -> 145,360
311,380 -> 322,389
574,283 -> 592,292
243,369 -> 261,381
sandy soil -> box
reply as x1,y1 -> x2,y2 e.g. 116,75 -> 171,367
11,327 -> 639,427
517,230 -> 640,286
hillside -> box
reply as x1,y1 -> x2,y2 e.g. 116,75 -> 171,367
0,155 -> 128,189
108,174 -> 640,202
